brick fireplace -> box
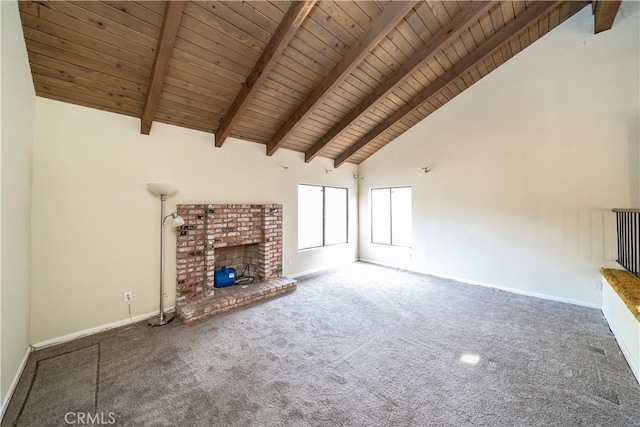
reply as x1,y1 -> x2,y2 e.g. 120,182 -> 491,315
174,204 -> 295,323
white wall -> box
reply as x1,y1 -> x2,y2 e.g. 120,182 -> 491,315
17,0 -> 640,350
0,0 -> 34,414
31,99 -> 358,344
359,3 -> 640,306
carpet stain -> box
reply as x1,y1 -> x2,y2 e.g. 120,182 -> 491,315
269,380 -> 289,392
278,395 -> 291,408
229,366 -> 251,380
595,386 -> 620,405
228,394 -> 261,416
587,345 -> 606,355
327,373 -> 348,385
204,326 -> 218,334
287,407 -> 304,420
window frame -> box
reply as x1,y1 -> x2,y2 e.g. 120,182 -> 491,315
370,186 -> 412,248
297,183 -> 349,250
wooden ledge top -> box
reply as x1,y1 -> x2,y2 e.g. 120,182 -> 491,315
601,268 -> 640,321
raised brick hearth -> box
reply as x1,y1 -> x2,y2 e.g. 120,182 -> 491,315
175,204 -> 295,323
177,277 -> 296,323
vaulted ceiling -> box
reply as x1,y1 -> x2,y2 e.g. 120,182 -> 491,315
19,1 -> 621,166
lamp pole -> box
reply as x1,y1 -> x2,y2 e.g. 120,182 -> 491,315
149,193 -> 175,326
146,183 -> 183,326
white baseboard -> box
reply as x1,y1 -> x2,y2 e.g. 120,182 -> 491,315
358,258 -> 410,270
1,347 -> 31,421
32,307 -> 174,350
359,259 -> 600,309
289,259 -> 358,279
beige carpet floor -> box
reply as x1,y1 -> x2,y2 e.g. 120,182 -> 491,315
3,262 -> 640,426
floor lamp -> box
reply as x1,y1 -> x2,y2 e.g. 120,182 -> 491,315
147,183 -> 185,326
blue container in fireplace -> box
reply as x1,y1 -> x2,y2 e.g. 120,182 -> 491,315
214,266 -> 237,288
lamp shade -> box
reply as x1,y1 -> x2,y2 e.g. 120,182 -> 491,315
172,215 -> 185,227
147,183 -> 179,196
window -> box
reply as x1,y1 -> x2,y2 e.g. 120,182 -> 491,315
371,187 -> 412,247
298,184 -> 348,249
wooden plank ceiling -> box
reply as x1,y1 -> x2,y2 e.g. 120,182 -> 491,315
21,0 -> 613,167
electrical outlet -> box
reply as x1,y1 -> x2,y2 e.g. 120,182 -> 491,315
592,280 -> 602,291
124,291 -> 132,302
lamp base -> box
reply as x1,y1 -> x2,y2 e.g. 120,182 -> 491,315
148,312 -> 175,327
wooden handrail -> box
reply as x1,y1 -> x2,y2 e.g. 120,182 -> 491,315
613,208 -> 640,213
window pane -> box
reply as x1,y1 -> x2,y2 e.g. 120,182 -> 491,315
391,187 -> 412,247
298,185 -> 323,249
325,187 -> 348,245
371,188 -> 391,244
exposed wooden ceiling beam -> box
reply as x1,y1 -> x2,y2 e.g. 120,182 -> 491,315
304,1 -> 497,163
265,1 -> 418,157
334,0 -> 573,168
140,1 -> 185,135
215,0 -> 316,148
593,0 -> 622,34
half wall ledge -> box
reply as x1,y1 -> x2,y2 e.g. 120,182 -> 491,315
600,267 -> 640,385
